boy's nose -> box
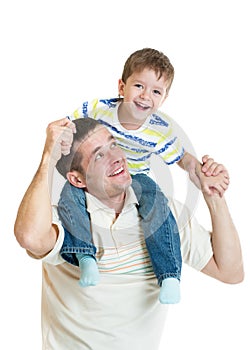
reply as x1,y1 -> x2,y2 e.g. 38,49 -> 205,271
140,89 -> 150,100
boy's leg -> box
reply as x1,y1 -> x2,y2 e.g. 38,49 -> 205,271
132,174 -> 182,304
58,181 -> 99,286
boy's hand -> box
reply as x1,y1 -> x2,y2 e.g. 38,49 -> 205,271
201,155 -> 229,177
200,155 -> 230,197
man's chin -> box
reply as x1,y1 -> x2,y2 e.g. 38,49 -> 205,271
115,178 -> 132,189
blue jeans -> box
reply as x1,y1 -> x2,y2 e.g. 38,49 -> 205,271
58,174 -> 182,285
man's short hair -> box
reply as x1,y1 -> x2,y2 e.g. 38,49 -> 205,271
56,118 -> 101,178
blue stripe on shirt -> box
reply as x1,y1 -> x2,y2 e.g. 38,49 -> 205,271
99,120 -> 157,148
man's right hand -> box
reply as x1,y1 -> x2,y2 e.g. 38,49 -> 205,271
44,117 -> 76,163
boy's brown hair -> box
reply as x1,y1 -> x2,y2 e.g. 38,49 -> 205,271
121,48 -> 174,94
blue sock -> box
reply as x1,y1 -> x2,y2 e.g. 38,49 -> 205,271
76,254 -> 100,287
159,278 -> 181,304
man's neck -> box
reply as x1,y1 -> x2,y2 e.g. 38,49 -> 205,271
85,189 -> 126,214
101,193 -> 126,214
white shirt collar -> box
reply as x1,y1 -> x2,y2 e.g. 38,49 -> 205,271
85,186 -> 138,214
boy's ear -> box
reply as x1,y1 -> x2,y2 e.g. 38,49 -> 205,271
66,171 -> 86,188
118,78 -> 125,97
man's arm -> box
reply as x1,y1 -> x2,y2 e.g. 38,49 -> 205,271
201,190 -> 244,284
14,118 -> 75,258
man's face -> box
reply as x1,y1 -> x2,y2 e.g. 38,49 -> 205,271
77,126 -> 132,203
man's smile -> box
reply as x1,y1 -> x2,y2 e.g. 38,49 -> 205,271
108,166 -> 125,177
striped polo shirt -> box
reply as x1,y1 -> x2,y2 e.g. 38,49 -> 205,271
85,186 -> 154,276
42,196 -> 212,349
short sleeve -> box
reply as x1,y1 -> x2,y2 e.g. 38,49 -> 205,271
41,206 -> 65,265
169,199 -> 213,271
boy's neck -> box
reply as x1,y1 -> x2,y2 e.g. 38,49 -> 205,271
120,121 -> 143,130
118,102 -> 147,130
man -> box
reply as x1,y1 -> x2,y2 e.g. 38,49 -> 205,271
14,117 -> 244,350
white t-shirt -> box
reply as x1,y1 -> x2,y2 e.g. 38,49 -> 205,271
41,188 -> 212,350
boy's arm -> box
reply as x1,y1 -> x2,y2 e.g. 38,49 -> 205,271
177,151 -> 229,196
14,118 -> 75,258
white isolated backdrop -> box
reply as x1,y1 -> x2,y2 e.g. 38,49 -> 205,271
1,0 -> 249,349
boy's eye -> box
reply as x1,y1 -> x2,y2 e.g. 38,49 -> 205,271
110,141 -> 118,149
153,89 -> 161,95
134,84 -> 143,89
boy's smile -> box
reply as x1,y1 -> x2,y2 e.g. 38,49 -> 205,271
118,68 -> 169,129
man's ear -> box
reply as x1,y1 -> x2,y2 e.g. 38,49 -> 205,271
66,171 -> 86,188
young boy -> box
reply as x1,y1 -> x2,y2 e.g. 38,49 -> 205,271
57,48 -> 229,304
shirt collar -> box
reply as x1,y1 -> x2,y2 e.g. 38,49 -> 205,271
85,186 -> 138,214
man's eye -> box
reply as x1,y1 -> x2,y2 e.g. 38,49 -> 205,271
95,153 -> 104,160
110,142 -> 118,149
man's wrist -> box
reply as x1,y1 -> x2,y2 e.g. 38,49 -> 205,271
204,192 -> 226,212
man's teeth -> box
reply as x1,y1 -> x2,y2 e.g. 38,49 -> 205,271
110,167 -> 123,176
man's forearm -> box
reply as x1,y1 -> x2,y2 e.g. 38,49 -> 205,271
14,151 -> 57,256
14,118 -> 75,257
202,194 -> 244,283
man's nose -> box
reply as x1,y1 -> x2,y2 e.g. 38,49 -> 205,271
107,148 -> 123,162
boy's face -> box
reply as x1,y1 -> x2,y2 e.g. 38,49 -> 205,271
118,68 -> 169,125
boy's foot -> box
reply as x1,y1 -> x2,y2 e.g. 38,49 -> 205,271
159,278 -> 180,304
77,255 -> 100,287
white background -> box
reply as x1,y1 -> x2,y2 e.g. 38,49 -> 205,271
1,0 -> 249,349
